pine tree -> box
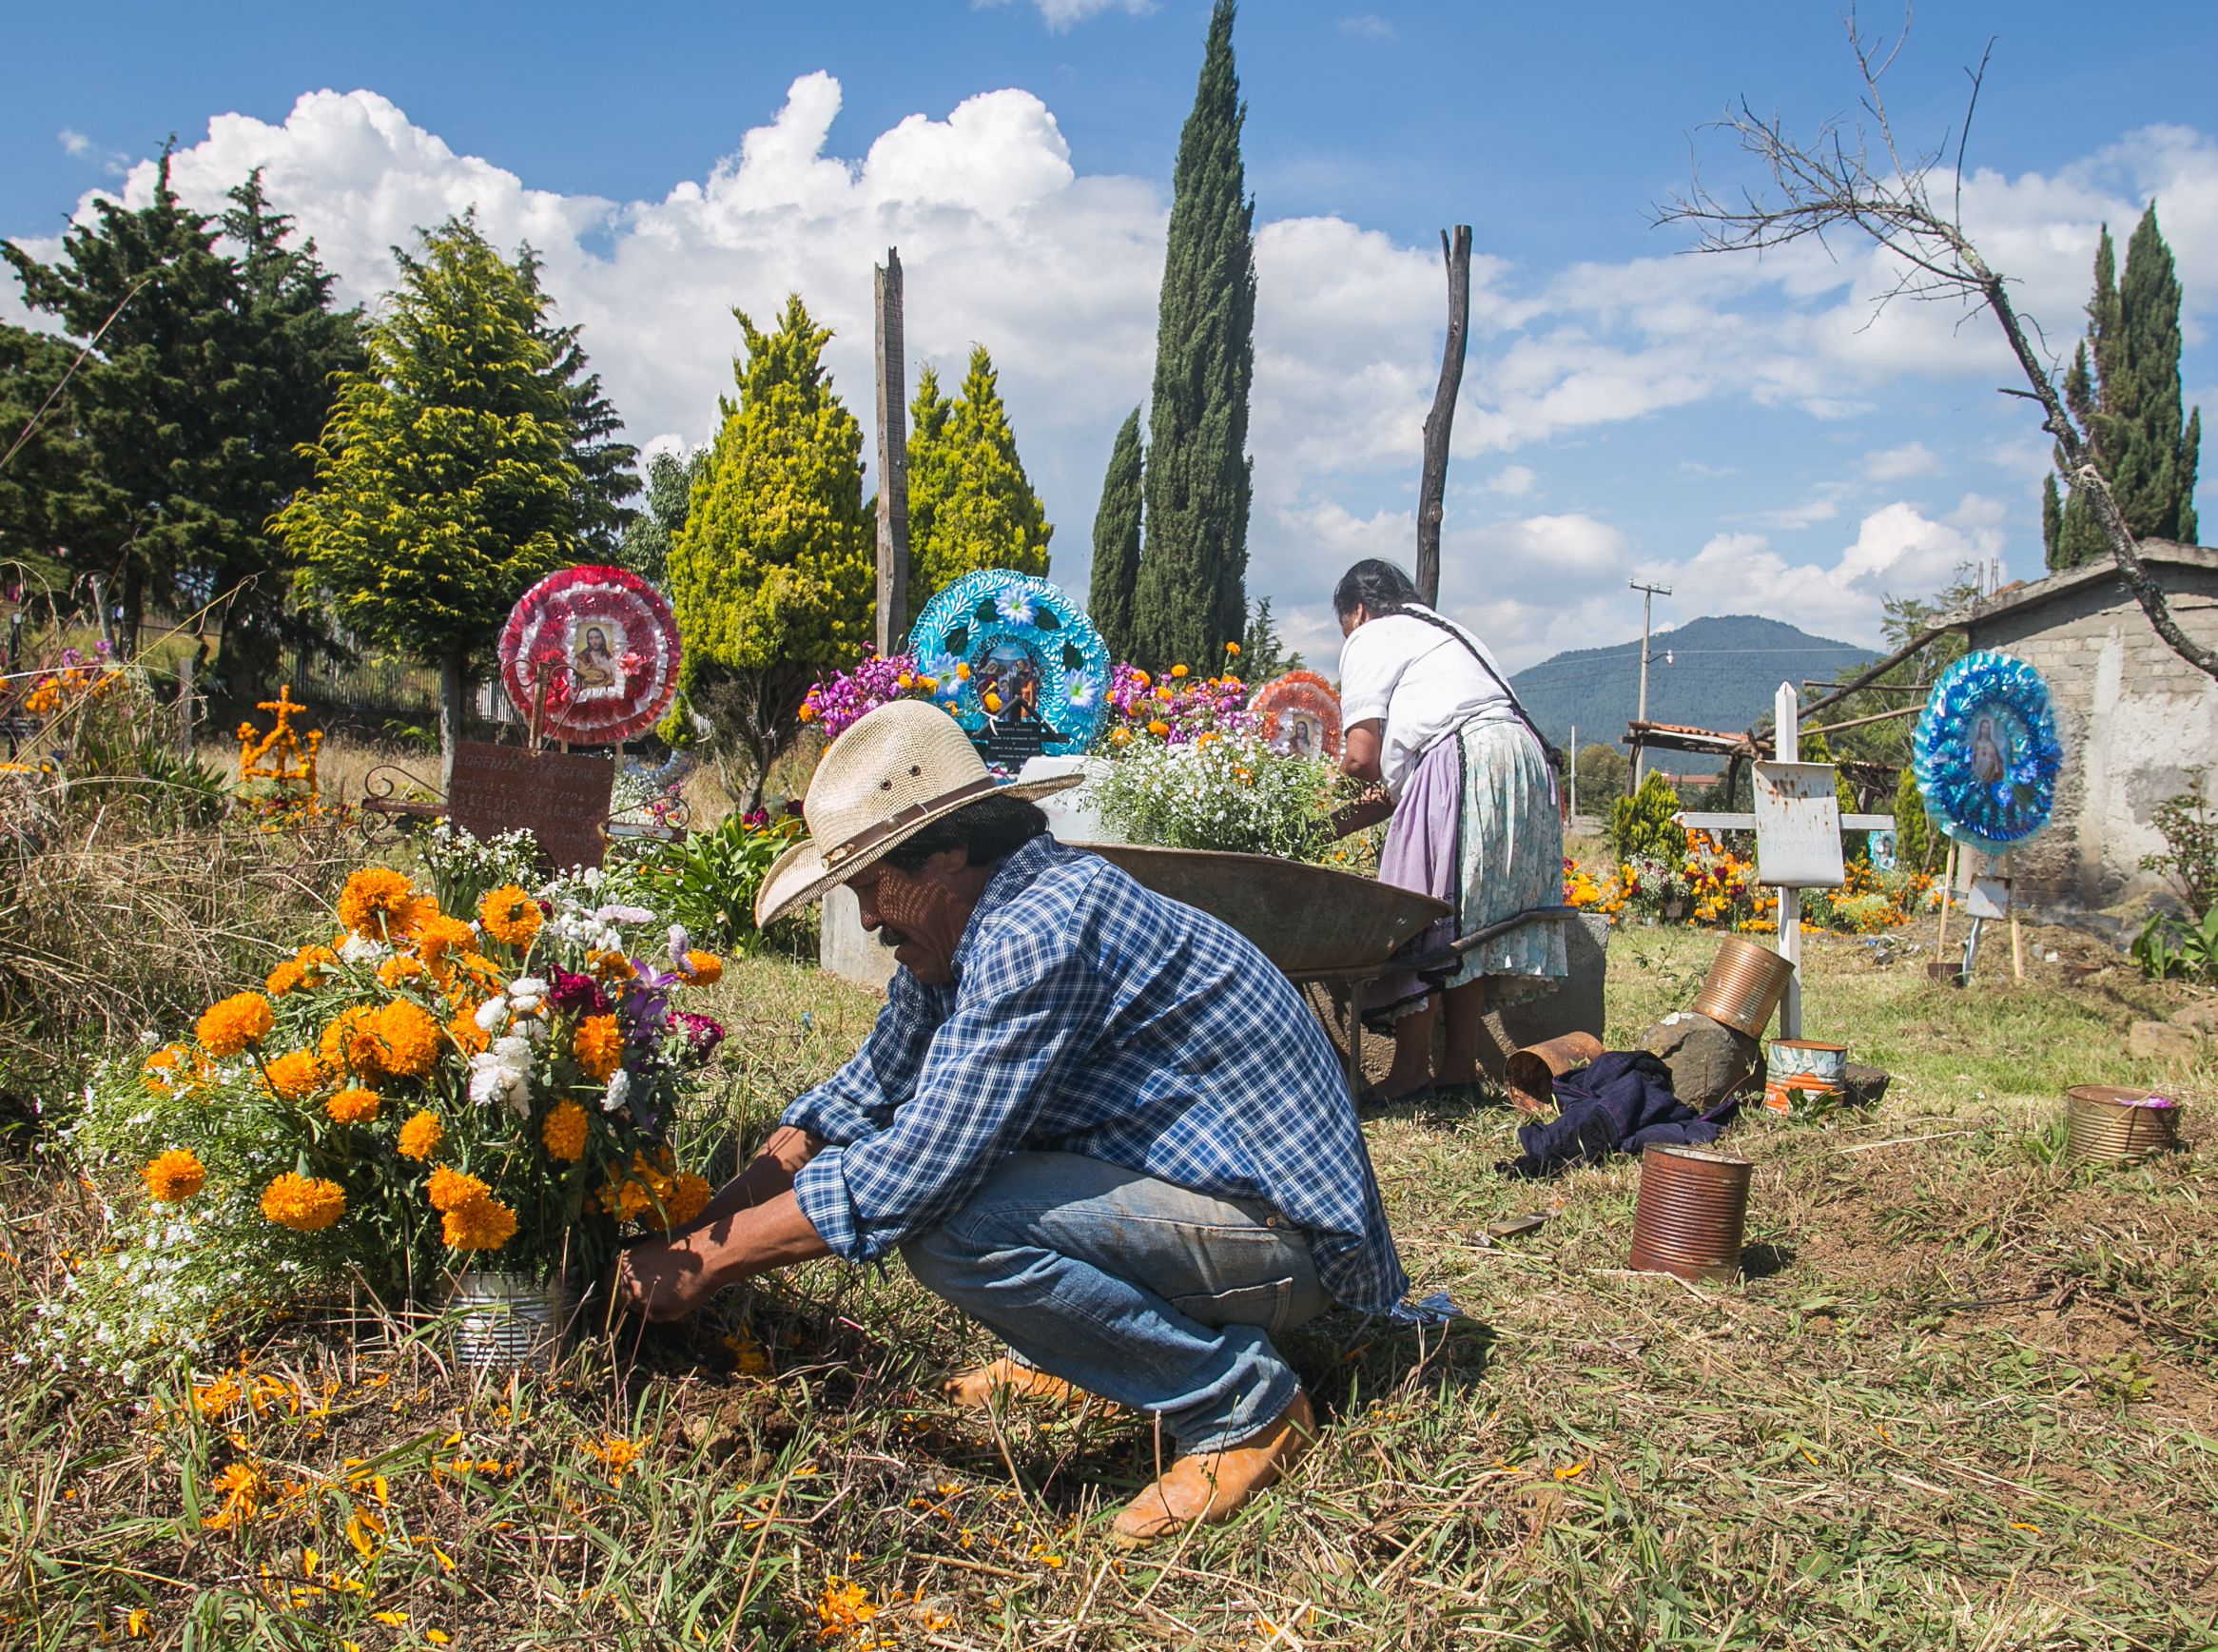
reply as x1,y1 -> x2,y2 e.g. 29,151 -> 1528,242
665,295 -> 873,808
1085,407 -> 1143,663
1235,594 -> 1303,680
1132,0 -> 1255,674
276,216 -> 578,776
616,449 -> 707,587
903,345 -> 1051,628
519,250 -> 640,560
2,155 -> 363,666
2048,204 -> 2202,570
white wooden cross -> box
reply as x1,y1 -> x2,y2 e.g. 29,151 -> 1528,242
1673,682 -> 1894,1040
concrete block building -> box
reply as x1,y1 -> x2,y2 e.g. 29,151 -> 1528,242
1950,539 -> 2218,921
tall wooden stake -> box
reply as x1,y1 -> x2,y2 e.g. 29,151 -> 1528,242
874,248 -> 910,655
1415,225 -> 1471,609
1774,679 -> 1802,1040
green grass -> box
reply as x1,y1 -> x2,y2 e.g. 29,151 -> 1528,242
5,927 -> 2216,1649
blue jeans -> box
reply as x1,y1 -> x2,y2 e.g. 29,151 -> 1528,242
901,1151 -> 1333,1453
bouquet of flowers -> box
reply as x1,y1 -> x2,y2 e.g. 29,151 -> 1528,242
32,863 -> 728,1379
1092,732 -> 1342,862
1101,660 -> 1252,748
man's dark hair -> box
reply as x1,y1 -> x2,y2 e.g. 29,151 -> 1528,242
883,794 -> 1050,872
1332,558 -> 1422,620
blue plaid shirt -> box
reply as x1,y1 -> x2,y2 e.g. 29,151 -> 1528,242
784,836 -> 1409,1314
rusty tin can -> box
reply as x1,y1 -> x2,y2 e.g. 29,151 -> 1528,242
1692,938 -> 1798,1039
1504,1031 -> 1605,1115
1627,1144 -> 1754,1283
2065,1085 -> 2185,1164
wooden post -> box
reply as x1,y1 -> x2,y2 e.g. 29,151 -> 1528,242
178,647 -> 195,760
1773,680 -> 1802,1040
1414,225 -> 1471,609
1936,841 -> 1956,960
874,248 -> 910,655
2010,901 -> 2024,981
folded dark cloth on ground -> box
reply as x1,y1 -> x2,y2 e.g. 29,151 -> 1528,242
1497,1051 -> 1739,1178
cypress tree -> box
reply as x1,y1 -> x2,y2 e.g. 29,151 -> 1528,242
904,346 -> 1051,629
1132,0 -> 1255,673
1086,408 -> 1143,663
2049,204 -> 2202,570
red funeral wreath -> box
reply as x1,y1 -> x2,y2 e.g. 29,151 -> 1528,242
497,566 -> 681,746
1250,670 -> 1341,760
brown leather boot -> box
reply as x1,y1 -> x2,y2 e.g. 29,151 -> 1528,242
1109,1392 -> 1315,1547
943,1358 -> 1122,1417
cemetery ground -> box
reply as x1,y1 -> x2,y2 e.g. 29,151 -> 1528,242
4,824 -> 2217,1648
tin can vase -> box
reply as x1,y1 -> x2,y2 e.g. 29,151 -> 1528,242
447,1270 -> 574,1370
1692,938 -> 1798,1039
2064,1086 -> 2185,1165
1763,1040 -> 1849,1114
1627,1144 -> 1754,1284
1504,1031 -> 1605,1116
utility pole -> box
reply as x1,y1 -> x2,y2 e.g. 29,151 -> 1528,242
873,248 -> 909,656
1629,579 -> 1672,791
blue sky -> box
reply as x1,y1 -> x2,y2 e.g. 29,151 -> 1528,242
6,0 -> 2214,671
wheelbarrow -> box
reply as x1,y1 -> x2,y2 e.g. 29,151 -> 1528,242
1076,843 -> 1573,1095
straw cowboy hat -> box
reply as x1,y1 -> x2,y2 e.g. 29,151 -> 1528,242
754,700 -> 1083,928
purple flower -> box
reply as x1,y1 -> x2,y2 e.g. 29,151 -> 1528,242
547,971 -> 610,1016
672,1011 -> 726,1066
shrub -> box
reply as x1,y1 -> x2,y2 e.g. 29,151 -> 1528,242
1610,770 -> 1683,863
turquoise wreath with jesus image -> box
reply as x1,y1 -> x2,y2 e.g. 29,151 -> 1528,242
908,571 -> 1113,768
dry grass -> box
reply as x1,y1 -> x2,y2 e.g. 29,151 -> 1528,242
5,913 -> 2216,1648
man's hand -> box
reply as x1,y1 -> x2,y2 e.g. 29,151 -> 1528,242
612,1190 -> 831,1320
609,1127 -> 830,1322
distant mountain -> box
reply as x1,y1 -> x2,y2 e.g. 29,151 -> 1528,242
1508,613 -> 1877,769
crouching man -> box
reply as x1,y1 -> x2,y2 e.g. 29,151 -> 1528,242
613,701 -> 1408,1545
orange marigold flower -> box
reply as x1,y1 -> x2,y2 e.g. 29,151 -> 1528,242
413,912 -> 476,963
1146,719 -> 1170,737
326,1085 -> 380,1125
983,691 -> 1003,713
336,866 -> 418,939
320,1004 -> 386,1078
540,1098 -> 589,1161
479,884 -> 542,949
388,1112 -> 440,1165
260,1172 -> 345,1232
144,1042 -> 203,1096
372,1000 -> 441,1077
1170,664 -> 1189,678
573,1015 -> 624,1080
447,1002 -> 489,1055
142,1149 -> 205,1202
588,949 -> 636,984
377,954 -> 427,988
1223,641 -> 1241,656
678,949 -> 723,986
263,1048 -> 324,1100
266,957 -> 305,996
197,991 -> 274,1057
660,1172 -> 711,1229
441,1196 -> 518,1251
426,1165 -> 491,1213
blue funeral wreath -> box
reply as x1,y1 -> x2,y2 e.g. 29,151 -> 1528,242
1911,650 -> 2061,855
908,570 -> 1113,767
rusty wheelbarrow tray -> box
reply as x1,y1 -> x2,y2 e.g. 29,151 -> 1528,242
1074,843 -> 1573,1092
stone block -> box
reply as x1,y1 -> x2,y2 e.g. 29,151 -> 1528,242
1638,1010 -> 1761,1109
2171,1000 -> 2218,1035
819,882 -> 897,998
2127,1020 -> 2202,1063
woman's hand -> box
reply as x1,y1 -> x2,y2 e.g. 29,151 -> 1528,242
1341,718 -> 1384,784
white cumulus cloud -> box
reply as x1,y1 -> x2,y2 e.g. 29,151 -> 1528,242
977,0 -> 1155,29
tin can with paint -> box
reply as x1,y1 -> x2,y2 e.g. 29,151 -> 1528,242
1627,1144 -> 1754,1284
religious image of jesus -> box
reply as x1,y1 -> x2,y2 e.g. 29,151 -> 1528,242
574,624 -> 619,693
1971,714 -> 2005,786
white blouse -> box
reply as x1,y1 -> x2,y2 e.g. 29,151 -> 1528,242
1337,608 -> 1515,800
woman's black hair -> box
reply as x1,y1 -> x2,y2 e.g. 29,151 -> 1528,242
882,793 -> 1050,872
1332,558 -> 1423,620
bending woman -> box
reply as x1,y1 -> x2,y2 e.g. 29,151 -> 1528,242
1333,559 -> 1566,1102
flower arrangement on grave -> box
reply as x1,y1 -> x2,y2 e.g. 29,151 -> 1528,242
798,650 -> 942,740
1092,729 -> 1348,863
30,865 -> 727,1380
1566,827 -> 1932,934
1100,658 -> 1253,748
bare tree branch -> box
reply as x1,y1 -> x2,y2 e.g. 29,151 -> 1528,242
1654,10 -> 2218,680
